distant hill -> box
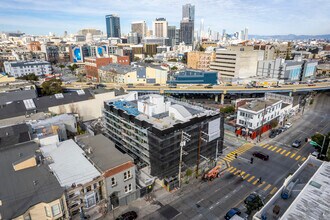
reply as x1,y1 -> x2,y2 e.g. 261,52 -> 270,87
249,34 -> 330,40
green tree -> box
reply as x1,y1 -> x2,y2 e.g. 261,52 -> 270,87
133,56 -> 141,62
220,105 -> 235,114
270,119 -> 279,128
168,58 -> 178,62
68,64 -> 79,75
41,79 -> 63,95
185,168 -> 193,177
17,73 -> 39,81
59,64 -> 65,71
171,66 -> 178,71
245,195 -> 263,214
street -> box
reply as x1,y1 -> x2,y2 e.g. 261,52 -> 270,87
143,92 -> 330,220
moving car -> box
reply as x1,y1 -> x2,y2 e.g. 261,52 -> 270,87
169,84 -> 177,88
269,130 -> 277,138
116,211 -> 137,220
311,151 -> 319,158
252,151 -> 269,161
292,140 -> 302,148
153,83 -> 160,86
308,83 -> 316,86
245,85 -> 253,88
86,82 -> 93,85
204,84 -> 213,89
224,208 -> 241,220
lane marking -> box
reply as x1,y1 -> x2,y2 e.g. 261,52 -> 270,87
252,179 -> 259,185
247,176 -> 255,182
271,146 -> 277,151
295,155 -> 301,160
234,169 -> 241,175
301,157 -> 307,161
229,168 -> 237,173
280,149 -> 287,155
257,181 -> 266,188
262,144 -> 269,148
267,145 -> 273,150
276,148 -> 282,153
227,167 -> 234,172
285,151 -> 291,157
263,184 -> 272,191
290,153 -> 296,158
242,174 -> 250,180
270,187 -> 278,195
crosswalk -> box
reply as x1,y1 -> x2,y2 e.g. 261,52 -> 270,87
259,143 -> 306,162
226,166 -> 279,195
223,143 -> 254,163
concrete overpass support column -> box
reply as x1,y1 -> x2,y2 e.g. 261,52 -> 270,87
289,91 -> 292,97
221,93 -> 225,105
215,95 -> 219,102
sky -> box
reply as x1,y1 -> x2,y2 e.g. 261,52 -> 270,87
0,0 -> 329,36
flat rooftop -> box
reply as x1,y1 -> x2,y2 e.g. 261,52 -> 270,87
280,161 -> 330,220
78,134 -> 133,172
239,99 -> 281,112
41,139 -> 101,187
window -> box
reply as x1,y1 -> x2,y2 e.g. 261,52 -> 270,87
44,206 -> 51,217
86,195 -> 96,208
51,204 -> 61,216
111,177 -> 116,186
125,184 -> 132,193
86,185 -> 92,192
124,170 -> 132,180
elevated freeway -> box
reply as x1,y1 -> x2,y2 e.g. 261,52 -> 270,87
63,82 -> 330,103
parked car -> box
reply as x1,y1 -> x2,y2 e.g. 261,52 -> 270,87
284,123 -> 292,129
244,193 -> 259,205
97,83 -> 106,87
224,208 -> 241,220
311,151 -> 319,158
255,85 -> 264,88
225,83 -> 233,86
269,130 -> 277,138
292,140 -> 302,148
86,82 -> 93,85
252,151 -> 269,161
116,211 -> 138,220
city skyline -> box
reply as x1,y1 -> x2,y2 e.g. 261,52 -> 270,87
0,0 -> 330,36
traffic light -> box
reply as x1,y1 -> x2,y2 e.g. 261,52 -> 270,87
250,157 -> 254,164
235,153 -> 238,158
305,138 -> 308,142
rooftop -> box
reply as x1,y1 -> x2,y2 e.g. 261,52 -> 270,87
5,60 -> 51,67
40,139 -> 101,187
239,99 -> 281,112
254,156 -> 326,220
0,89 -> 37,105
0,123 -> 31,149
77,134 -> 133,172
0,142 -> 64,219
99,63 -> 136,74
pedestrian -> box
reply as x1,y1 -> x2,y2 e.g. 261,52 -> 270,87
258,177 -> 262,183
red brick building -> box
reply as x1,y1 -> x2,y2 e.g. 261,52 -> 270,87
85,57 -> 113,81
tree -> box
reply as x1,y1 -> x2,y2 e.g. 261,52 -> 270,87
17,73 -> 39,81
41,79 -> 63,95
245,195 -> 263,214
68,64 -> 79,75
220,105 -> 235,114
133,56 -> 140,62
171,66 -> 178,71
270,119 -> 279,128
59,64 -> 65,71
168,58 -> 178,62
198,45 -> 205,52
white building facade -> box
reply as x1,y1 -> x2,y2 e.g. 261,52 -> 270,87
236,99 -> 282,131
4,60 -> 52,77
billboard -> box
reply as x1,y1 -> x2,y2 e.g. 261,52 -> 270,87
208,118 -> 221,142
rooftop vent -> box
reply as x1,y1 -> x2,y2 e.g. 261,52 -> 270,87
76,90 -> 85,95
54,93 -> 64,99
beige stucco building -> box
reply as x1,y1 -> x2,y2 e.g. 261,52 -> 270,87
187,51 -> 216,71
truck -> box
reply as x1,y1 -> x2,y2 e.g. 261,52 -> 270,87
202,165 -> 221,181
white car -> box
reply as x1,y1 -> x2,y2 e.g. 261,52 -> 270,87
311,151 -> 319,157
284,123 -> 292,129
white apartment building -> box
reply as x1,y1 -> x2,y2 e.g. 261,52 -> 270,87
236,99 -> 282,131
4,60 -> 52,77
210,46 -> 264,79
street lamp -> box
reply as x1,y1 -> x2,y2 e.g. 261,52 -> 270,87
178,131 -> 191,188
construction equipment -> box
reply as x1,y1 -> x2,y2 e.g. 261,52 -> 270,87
202,165 -> 221,181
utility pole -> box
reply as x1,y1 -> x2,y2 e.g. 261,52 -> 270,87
196,127 -> 202,178
259,103 -> 267,142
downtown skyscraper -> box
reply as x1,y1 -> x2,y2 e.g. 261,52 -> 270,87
180,4 -> 195,45
105,14 -> 121,38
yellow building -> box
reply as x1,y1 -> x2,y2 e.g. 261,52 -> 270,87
0,141 -> 69,220
187,51 -> 216,71
0,74 -> 16,83
201,41 -> 217,49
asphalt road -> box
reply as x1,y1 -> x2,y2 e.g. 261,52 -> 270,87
144,92 -> 330,220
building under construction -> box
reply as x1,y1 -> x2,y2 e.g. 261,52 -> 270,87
103,92 -> 224,184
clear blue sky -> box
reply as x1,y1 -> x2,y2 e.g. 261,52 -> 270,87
0,0 -> 329,36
